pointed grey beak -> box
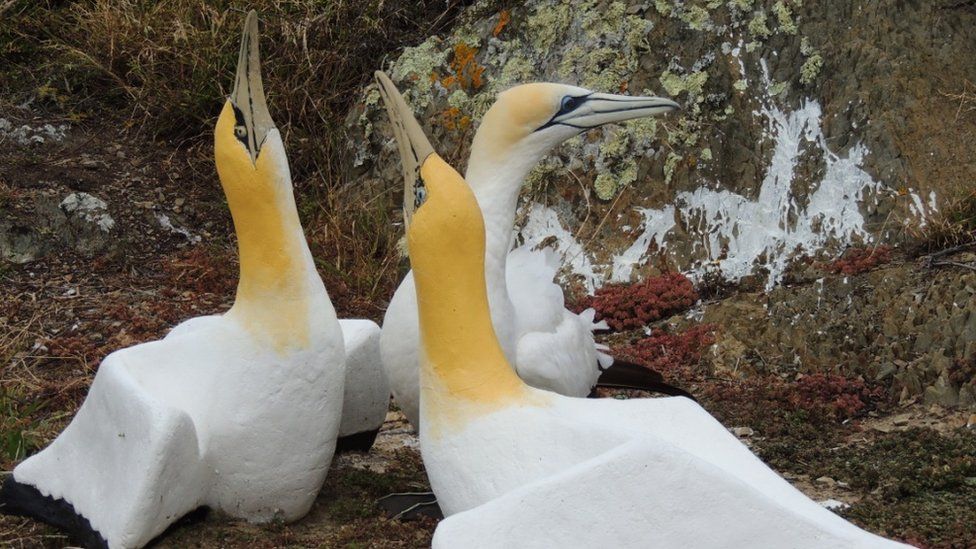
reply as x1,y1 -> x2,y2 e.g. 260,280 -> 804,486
546,92 -> 680,131
230,10 -> 274,163
374,71 -> 435,227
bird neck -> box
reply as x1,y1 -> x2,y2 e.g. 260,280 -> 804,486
410,156 -> 529,423
215,104 -> 322,352
464,137 -> 549,316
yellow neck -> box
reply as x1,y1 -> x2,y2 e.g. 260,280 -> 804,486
214,101 -> 311,351
409,155 -> 527,411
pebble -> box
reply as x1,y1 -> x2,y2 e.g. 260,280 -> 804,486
81,159 -> 99,170
815,476 -> 836,487
732,426 -> 754,437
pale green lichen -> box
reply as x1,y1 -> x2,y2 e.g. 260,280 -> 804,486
447,89 -> 470,108
800,53 -> 823,85
527,1 -> 576,53
585,2 -> 626,40
358,87 -> 382,138
745,40 -> 760,52
498,51 -> 535,88
773,1 -> 798,34
728,0 -> 754,11
523,158 -> 564,192
594,159 -> 638,200
681,6 -> 712,30
769,80 -> 789,96
660,70 -> 709,98
664,152 -> 683,184
700,148 -> 713,161
391,39 -> 448,105
626,116 -> 659,146
748,11 -> 771,38
654,0 -> 674,16
600,129 -> 632,158
800,36 -> 814,56
733,79 -> 748,91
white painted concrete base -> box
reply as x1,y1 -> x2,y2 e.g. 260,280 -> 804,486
338,319 -> 389,438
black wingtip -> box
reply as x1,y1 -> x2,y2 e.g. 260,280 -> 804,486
1,475 -> 109,549
595,358 -> 697,401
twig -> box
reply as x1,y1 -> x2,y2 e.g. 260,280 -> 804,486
931,260 -> 976,272
920,240 -> 976,268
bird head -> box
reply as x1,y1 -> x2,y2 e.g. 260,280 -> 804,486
215,10 -> 282,175
470,83 -> 679,170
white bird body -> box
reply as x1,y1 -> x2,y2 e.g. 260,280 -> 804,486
10,124 -> 345,547
373,73 -> 909,549
425,391 -> 907,549
2,14 -> 379,547
337,318 -> 389,442
380,82 -> 676,428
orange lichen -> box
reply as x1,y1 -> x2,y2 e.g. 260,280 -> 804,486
439,107 -> 472,131
437,42 -> 485,92
492,10 -> 511,37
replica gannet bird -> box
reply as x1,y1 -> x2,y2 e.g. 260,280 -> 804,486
0,13 -> 384,547
380,75 -> 682,429
375,72 -> 908,549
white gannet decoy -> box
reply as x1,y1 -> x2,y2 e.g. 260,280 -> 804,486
0,13 -> 372,547
336,318 -> 390,452
374,72 -> 909,549
379,76 -> 684,429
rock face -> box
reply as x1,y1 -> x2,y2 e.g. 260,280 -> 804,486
699,258 -> 976,408
348,0 -> 976,290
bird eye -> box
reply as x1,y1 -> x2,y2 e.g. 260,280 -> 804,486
560,95 -> 584,114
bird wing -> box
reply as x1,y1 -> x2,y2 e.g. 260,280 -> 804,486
507,245 -> 606,395
431,434 -> 905,549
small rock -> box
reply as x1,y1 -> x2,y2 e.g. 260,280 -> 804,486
815,476 -> 836,487
819,499 -> 850,511
871,424 -> 893,433
967,414 -> 976,429
732,426 -> 754,437
81,159 -> 99,170
892,414 -> 911,426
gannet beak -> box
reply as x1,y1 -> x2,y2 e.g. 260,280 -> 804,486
230,10 -> 274,164
544,92 -> 680,131
374,71 -> 435,227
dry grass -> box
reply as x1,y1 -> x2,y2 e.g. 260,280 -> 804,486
0,1 -> 482,312
911,188 -> 976,253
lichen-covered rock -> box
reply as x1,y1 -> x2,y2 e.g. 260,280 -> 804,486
347,0 -> 976,290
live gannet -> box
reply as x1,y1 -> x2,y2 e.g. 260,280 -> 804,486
375,72 -> 909,549
0,12 -> 369,547
380,77 -> 682,429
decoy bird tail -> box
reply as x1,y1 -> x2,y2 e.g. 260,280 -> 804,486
594,358 -> 697,401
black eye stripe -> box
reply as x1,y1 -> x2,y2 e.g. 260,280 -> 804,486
535,93 -> 592,132
559,94 -> 590,115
